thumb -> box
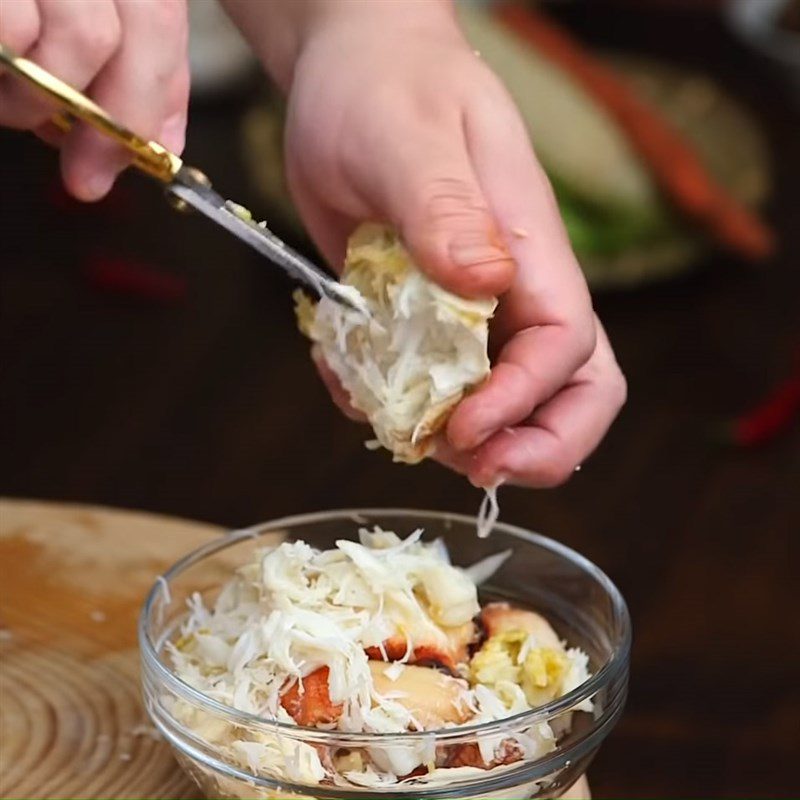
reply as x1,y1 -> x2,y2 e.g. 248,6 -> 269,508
352,135 -> 516,299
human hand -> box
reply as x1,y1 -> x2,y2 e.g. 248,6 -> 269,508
0,0 -> 190,200
281,2 -> 626,488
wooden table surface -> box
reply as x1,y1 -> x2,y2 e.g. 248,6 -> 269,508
0,499 -> 590,800
0,500 -> 216,799
0,3 -> 797,798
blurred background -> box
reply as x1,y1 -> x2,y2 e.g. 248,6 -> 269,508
1,0 -> 798,797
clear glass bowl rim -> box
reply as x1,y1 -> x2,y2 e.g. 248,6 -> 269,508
139,507 -> 631,745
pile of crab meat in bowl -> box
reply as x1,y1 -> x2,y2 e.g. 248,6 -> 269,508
166,527 -> 593,790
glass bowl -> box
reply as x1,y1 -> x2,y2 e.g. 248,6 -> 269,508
139,509 -> 630,799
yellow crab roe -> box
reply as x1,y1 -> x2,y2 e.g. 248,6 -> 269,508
469,629 -> 569,708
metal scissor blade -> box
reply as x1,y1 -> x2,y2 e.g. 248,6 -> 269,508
167,172 -> 367,314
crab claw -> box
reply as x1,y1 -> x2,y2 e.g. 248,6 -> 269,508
280,667 -> 343,726
368,661 -> 471,728
365,620 -> 478,673
480,602 -> 562,650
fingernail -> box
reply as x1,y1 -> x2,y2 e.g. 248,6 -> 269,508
159,112 -> 186,154
469,471 -> 493,489
469,465 -> 509,489
451,427 -> 488,453
468,467 -> 492,489
450,237 -> 511,269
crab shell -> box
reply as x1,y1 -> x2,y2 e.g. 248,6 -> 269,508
279,662 -> 471,729
442,738 -> 525,770
280,667 -> 343,727
480,602 -> 564,651
364,619 -> 478,673
384,391 -> 468,464
293,223 -> 494,465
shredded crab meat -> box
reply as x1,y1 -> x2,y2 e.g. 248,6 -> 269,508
477,485 -> 501,539
295,223 -> 497,465
167,526 -> 592,789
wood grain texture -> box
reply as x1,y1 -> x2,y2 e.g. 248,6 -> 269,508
0,499 -> 217,799
0,499 -> 590,800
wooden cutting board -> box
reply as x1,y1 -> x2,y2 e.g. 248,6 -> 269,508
0,498 -> 590,800
0,499 -> 217,799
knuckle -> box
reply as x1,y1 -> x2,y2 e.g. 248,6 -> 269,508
92,24 -> 121,61
502,362 -> 538,402
416,177 -> 488,230
573,315 -> 597,364
609,367 -> 628,411
3,9 -> 41,53
151,0 -> 188,37
64,12 -> 121,64
404,176 -> 493,271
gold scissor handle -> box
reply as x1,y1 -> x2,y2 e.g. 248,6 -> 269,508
0,42 -> 182,183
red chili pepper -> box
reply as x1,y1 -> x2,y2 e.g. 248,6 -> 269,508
719,372 -> 800,447
83,253 -> 187,304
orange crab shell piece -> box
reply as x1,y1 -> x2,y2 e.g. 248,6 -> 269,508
442,739 -> 525,770
280,661 -> 472,730
280,667 -> 344,726
364,620 -> 478,673
480,602 -> 563,650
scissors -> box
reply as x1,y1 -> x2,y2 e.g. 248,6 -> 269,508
0,43 -> 366,313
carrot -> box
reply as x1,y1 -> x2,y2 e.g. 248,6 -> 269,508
280,667 -> 343,726
495,4 -> 775,261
